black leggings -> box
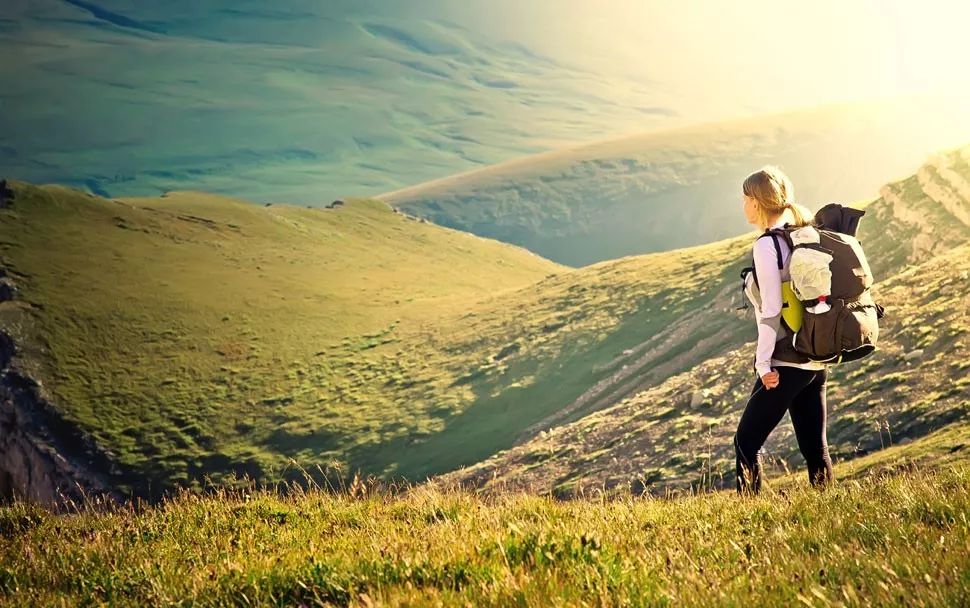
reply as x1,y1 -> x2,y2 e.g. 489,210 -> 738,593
734,366 -> 834,494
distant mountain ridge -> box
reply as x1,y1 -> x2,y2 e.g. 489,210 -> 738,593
380,96 -> 970,266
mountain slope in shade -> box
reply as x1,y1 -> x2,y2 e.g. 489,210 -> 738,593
0,1 -> 696,203
380,96 -> 970,266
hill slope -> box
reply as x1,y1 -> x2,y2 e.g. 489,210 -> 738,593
380,96 -> 970,266
2,143 -> 969,502
435,144 -> 970,495
1,178 -> 761,498
13,3 -> 966,206
0,182 -> 566,497
435,242 -> 970,496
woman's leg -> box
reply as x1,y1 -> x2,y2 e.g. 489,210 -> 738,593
789,368 -> 835,488
734,367 -> 817,495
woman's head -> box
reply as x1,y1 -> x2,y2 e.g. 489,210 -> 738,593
742,165 -> 813,230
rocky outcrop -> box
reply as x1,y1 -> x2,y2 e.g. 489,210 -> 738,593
0,246 -> 125,508
0,331 -> 124,509
0,179 -> 13,209
919,155 -> 970,227
878,182 -> 939,261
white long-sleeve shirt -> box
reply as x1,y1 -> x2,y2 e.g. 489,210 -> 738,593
748,209 -> 826,378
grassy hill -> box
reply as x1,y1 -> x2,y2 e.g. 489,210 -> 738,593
2,143 -> 969,502
380,96 -> 970,266
434,143 -> 970,496
1,178 -> 761,497
1,428 -> 968,606
0,182 -> 566,495
0,2 -> 702,203
435,241 -> 970,496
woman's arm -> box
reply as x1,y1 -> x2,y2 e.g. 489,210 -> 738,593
752,236 -> 784,379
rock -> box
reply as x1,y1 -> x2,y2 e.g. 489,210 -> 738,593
1,372 -> 122,508
690,389 -> 710,408
0,278 -> 16,302
0,179 -> 12,208
903,349 -> 924,362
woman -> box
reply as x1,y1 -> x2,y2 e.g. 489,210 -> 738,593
735,165 -> 834,495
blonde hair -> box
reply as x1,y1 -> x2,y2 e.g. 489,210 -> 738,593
742,165 -> 814,230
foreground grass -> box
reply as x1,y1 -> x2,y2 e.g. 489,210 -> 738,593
1,463 -> 968,606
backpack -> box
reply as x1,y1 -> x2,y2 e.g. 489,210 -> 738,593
742,203 -> 886,364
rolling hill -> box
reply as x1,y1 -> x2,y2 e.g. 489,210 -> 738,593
2,142 -> 969,505
0,183 -> 566,499
0,1 -> 706,203
380,96 -> 970,266
434,144 -> 970,496
11,2 -> 962,207
0,177 -> 759,501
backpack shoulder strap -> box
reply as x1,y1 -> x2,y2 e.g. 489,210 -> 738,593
757,227 -> 791,270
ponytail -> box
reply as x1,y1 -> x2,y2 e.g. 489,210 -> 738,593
743,165 -> 812,229
785,201 -> 814,228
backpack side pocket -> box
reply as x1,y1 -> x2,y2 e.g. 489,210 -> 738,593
794,300 -> 842,361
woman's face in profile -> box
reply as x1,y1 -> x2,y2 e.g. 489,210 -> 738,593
742,194 -> 759,227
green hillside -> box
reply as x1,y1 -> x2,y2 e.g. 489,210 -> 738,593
1,429 -> 968,607
0,178 -> 759,496
436,145 -> 970,496
1,180 -> 753,498
380,96 -> 970,266
2,143 -> 968,501
0,182 -> 566,495
437,241 -> 970,496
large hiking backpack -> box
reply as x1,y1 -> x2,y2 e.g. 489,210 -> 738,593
757,203 -> 886,364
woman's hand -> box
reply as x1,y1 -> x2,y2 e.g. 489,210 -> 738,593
761,368 -> 780,390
